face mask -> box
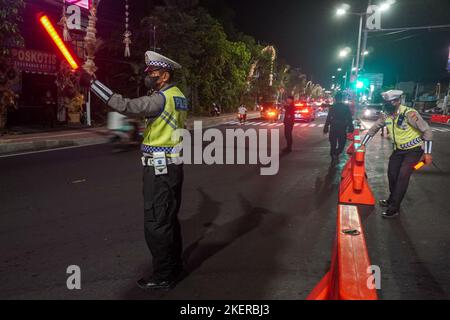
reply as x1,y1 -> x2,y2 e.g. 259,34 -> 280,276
383,103 -> 395,114
144,74 -> 161,90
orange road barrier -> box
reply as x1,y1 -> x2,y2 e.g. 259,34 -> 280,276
430,114 -> 450,125
346,132 -> 361,155
339,148 -> 375,206
307,205 -> 378,300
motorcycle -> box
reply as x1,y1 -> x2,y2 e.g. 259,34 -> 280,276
107,112 -> 142,151
238,112 -> 247,124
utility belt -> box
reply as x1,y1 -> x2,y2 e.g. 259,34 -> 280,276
141,154 -> 182,167
392,146 -> 423,154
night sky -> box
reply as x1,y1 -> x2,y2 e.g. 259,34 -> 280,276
221,0 -> 450,88
27,0 -> 450,90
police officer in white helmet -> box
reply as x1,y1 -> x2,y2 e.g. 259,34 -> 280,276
360,90 -> 433,218
80,51 -> 187,290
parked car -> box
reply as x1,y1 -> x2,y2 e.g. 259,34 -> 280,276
294,101 -> 315,122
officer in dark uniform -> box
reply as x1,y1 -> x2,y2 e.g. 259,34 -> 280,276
323,92 -> 354,162
80,51 -> 187,290
361,90 -> 433,218
283,96 -> 296,152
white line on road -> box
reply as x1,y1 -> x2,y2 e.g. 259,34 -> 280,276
294,123 -> 300,127
301,124 -> 308,127
0,131 -> 106,142
268,123 -> 278,127
276,123 -> 283,127
309,124 -> 316,127
0,142 -> 106,158
318,124 -> 325,128
432,128 -> 449,132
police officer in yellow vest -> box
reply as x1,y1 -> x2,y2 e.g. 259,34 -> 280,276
80,51 -> 187,290
361,90 -> 433,218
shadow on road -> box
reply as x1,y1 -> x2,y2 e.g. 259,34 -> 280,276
314,162 -> 339,208
386,218 -> 448,299
120,189 -> 269,299
181,193 -> 267,275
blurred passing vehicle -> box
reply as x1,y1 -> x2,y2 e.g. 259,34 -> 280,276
361,103 -> 384,120
260,102 -> 280,122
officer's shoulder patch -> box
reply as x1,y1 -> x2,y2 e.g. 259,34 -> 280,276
409,111 -> 419,122
173,96 -> 188,111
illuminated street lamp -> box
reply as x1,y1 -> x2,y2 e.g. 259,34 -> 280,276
335,1 -> 395,80
336,8 -> 346,16
336,3 -> 350,16
379,0 -> 395,12
339,47 -> 351,58
337,68 -> 342,72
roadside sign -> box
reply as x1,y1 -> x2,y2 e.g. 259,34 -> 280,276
366,5 -> 381,31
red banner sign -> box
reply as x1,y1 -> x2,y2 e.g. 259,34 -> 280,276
11,48 -> 58,74
66,0 -> 91,10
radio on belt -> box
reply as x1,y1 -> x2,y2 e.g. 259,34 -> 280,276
153,152 -> 168,175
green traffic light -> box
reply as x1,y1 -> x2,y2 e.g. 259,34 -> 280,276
356,81 -> 364,89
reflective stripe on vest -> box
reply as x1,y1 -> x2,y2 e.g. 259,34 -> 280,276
385,105 -> 422,151
141,85 -> 188,158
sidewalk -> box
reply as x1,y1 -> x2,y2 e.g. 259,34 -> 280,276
0,111 -> 260,156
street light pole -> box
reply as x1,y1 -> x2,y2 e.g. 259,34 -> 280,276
360,0 -> 371,70
355,14 -> 363,84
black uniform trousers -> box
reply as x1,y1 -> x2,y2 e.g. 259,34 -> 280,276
387,147 -> 423,213
284,121 -> 294,149
143,164 -> 184,281
329,129 -> 347,157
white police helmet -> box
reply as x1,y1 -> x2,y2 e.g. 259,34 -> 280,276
144,51 -> 182,72
381,90 -> 404,102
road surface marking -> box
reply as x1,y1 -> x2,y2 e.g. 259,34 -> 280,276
301,124 -> 308,127
268,123 -> 278,127
318,124 -> 325,128
0,142 -> 106,158
276,123 -> 283,127
294,123 -> 300,127
0,131 -> 106,142
309,124 -> 316,127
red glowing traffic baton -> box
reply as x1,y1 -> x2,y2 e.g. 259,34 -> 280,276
414,161 -> 425,171
39,14 -> 79,70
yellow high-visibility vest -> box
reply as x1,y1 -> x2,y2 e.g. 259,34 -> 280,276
141,85 -> 188,158
384,105 -> 422,150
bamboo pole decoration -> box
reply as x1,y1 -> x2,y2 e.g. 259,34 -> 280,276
123,0 -> 131,57
82,0 -> 102,75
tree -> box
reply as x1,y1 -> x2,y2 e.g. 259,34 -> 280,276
123,6 -> 254,114
0,0 -> 24,132
0,0 -> 25,57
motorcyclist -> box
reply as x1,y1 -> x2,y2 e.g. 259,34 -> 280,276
238,104 -> 247,124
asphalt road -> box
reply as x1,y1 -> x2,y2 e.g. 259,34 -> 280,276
0,117 -> 449,300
